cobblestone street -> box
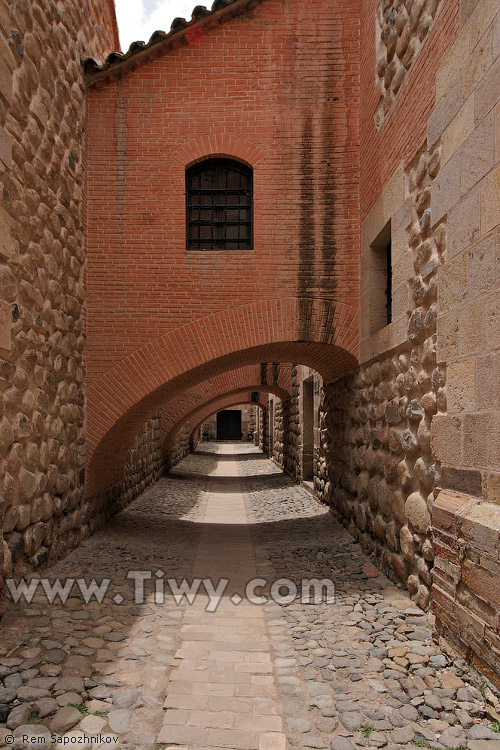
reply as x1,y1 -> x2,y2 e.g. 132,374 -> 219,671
0,445 -> 499,749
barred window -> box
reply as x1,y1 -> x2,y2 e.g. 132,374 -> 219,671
186,158 -> 253,250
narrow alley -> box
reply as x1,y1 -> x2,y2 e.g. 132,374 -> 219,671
0,446 -> 494,749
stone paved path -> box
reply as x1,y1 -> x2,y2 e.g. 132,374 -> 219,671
0,444 -> 499,749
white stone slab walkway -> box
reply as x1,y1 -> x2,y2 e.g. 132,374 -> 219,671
159,443 -> 287,750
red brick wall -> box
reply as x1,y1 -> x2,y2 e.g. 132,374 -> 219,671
85,0 -> 361,494
359,0 -> 460,220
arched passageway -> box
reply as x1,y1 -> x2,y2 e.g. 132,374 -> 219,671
0,442 -> 489,745
86,332 -> 358,497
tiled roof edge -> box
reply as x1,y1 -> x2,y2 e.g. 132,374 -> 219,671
84,0 -> 261,85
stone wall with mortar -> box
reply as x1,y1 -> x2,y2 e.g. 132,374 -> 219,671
319,140 -> 445,610
429,0 -> 500,685
430,0 -> 500,509
271,398 -> 283,466
374,0 -> 443,130
0,0 -> 117,602
282,369 -> 300,481
258,406 -> 269,456
269,366 -> 323,487
168,423 -> 193,470
84,413 -> 164,535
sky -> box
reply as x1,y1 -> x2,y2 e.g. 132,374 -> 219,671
115,0 -> 198,51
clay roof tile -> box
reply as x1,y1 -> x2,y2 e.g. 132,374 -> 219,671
84,0 -> 259,84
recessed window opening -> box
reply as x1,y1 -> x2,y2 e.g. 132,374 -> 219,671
186,158 -> 253,250
370,220 -> 392,331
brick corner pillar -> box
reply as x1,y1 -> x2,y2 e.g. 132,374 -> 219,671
431,489 -> 500,689
431,490 -> 474,642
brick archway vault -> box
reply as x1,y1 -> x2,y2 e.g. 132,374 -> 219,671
86,298 -> 359,497
159,364 -> 293,455
165,385 -> 286,456
189,397 -> 267,445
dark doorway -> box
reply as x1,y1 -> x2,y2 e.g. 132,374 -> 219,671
217,410 -> 242,440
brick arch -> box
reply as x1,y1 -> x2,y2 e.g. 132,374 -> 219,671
160,364 -> 292,452
165,385 -> 286,456
86,297 -> 358,497
189,396 -> 267,445
171,133 -> 267,170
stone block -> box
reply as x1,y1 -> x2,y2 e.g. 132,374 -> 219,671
432,490 -> 477,536
480,164 -> 500,235
432,584 -> 460,633
441,466 -> 483,496
469,0 -> 499,53
462,557 -> 500,608
484,288 -> 500,350
463,412 -> 500,469
476,353 -> 500,410
431,150 -> 461,225
462,26 -> 492,101
446,358 -> 475,412
466,230 -> 496,297
460,111 -> 495,196
431,414 -> 463,465
494,9 -> 500,57
362,163 -> 404,249
433,524 -> 462,557
460,0 -> 479,25
435,26 -> 468,103
392,196 -> 412,239
457,584 -> 497,628
460,501 -> 500,554
438,252 -> 467,311
475,51 -> 500,124
432,556 -> 462,596
459,299 -> 484,355
496,99 -> 500,162
437,312 -> 459,360
428,75 -> 463,147
391,283 -> 410,320
391,233 -> 412,287
447,185 -> 481,259
481,472 -> 500,508
442,95 -> 475,166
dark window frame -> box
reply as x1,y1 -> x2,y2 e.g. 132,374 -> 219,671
186,158 -> 253,251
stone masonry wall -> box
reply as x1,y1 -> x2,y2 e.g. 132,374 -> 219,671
272,399 -> 284,466
282,368 -> 300,482
167,423 -> 192,470
319,139 -> 445,610
85,413 -> 164,534
429,0 -> 500,686
374,0 -> 443,130
0,0 -> 117,604
271,366 -> 324,488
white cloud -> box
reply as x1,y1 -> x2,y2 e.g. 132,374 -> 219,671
115,0 -> 201,51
